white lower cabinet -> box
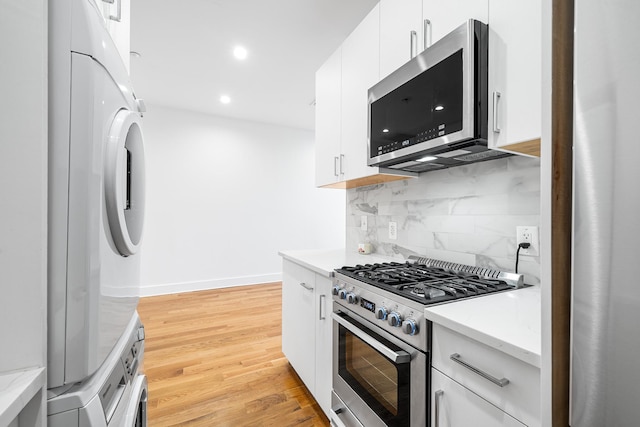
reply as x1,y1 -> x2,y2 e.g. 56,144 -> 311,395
281,259 -> 332,417
431,324 -> 540,426
431,368 -> 526,427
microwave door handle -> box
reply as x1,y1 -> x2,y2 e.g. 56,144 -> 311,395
331,312 -> 410,363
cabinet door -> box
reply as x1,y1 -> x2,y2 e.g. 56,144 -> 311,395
314,274 -> 333,417
281,259 -> 316,393
487,0 -> 541,152
431,368 -> 526,427
422,0 -> 488,46
315,47 -> 342,187
379,0 -> 423,79
340,4 -> 380,182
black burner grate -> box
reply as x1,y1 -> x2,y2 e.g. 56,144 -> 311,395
336,261 -> 513,305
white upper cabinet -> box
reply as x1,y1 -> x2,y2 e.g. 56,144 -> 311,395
315,47 -> 343,187
422,0 -> 488,47
315,4 -> 414,188
487,0 -> 541,156
379,0 -> 423,79
340,4 -> 380,183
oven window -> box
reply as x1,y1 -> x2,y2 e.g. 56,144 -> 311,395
338,321 -> 410,426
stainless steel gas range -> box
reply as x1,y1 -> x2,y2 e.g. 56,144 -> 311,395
329,256 -> 524,427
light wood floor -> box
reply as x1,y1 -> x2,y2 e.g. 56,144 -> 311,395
137,282 -> 330,427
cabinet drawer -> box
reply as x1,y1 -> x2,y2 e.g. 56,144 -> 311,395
431,324 -> 540,426
431,368 -> 526,427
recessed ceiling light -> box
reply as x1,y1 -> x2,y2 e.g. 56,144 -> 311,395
434,105 -> 444,111
233,46 -> 248,60
220,95 -> 231,104
382,128 -> 390,133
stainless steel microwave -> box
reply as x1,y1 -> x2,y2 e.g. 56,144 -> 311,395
367,19 -> 509,173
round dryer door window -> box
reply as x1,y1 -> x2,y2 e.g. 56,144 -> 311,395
104,109 -> 145,256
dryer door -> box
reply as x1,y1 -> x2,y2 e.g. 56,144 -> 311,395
105,109 -> 145,256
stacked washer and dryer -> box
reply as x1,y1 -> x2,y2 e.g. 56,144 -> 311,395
47,0 -> 148,425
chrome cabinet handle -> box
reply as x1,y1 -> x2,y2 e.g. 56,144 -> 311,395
299,282 -> 313,291
434,390 -> 444,427
332,312 -> 410,363
424,19 -> 432,49
492,91 -> 502,133
410,30 -> 418,58
450,353 -> 510,387
333,156 -> 340,177
339,154 -> 345,175
319,294 -> 326,320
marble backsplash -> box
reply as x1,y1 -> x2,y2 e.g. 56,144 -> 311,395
346,156 -> 541,285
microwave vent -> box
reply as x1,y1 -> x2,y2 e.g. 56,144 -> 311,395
410,163 -> 446,172
454,150 -> 505,162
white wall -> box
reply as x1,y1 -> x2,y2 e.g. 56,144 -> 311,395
139,105 -> 345,295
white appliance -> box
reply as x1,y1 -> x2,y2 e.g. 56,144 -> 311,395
48,312 -> 147,427
571,0 -> 640,425
48,0 -> 147,422
367,20 -> 510,174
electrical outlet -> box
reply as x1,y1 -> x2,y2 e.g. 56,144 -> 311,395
360,215 -> 368,231
516,226 -> 539,256
389,221 -> 398,240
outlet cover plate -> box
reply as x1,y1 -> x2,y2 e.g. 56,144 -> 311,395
360,216 -> 367,231
516,226 -> 539,256
389,221 -> 398,240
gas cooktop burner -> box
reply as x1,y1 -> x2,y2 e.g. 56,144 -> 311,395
335,256 -> 524,305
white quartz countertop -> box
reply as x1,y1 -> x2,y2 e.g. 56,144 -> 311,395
425,286 -> 541,367
278,248 -> 393,277
0,367 -> 46,426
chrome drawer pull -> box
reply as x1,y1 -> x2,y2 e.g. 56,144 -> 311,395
449,353 -> 510,387
299,282 -> 313,291
434,390 -> 444,427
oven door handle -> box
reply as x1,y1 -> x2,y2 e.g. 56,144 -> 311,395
332,312 -> 411,364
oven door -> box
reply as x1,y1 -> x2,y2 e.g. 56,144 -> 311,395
331,306 -> 427,427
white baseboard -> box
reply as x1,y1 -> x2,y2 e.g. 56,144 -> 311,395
138,273 -> 282,297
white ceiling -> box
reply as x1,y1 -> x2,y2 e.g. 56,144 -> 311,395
130,0 -> 379,131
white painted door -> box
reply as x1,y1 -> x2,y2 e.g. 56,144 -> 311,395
487,0 -> 541,152
340,4 -> 380,182
315,47 -> 342,187
281,260 -> 316,393
314,274 -> 333,417
379,0 -> 423,79
422,0 -> 488,46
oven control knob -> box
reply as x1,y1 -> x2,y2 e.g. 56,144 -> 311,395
338,289 -> 348,300
375,307 -> 388,320
388,312 -> 403,327
346,292 -> 358,304
332,285 -> 341,296
402,319 -> 419,336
